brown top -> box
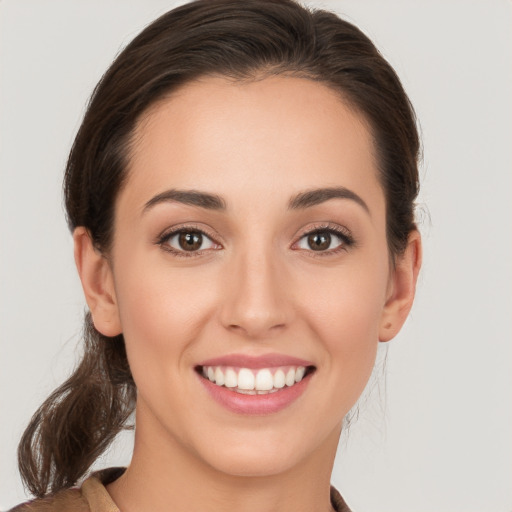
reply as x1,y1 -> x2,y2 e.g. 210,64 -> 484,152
10,467 -> 352,512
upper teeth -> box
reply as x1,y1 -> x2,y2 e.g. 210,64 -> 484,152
202,366 -> 307,393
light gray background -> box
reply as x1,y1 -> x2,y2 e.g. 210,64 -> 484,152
1,1 -> 511,511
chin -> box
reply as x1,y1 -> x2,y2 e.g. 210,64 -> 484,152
192,421 -> 339,479
204,443 -> 304,478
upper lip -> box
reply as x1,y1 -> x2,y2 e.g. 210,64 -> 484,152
197,353 -> 314,369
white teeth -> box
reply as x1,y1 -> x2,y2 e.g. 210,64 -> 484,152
237,368 -> 255,390
214,367 -> 224,386
201,365 -> 311,392
255,369 -> 273,391
285,368 -> 296,386
273,369 -> 285,388
224,368 -> 237,388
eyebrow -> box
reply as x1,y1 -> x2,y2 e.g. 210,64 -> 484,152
288,186 -> 370,214
143,189 -> 226,213
142,186 -> 369,215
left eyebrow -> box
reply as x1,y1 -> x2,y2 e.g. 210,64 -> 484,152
288,186 -> 370,215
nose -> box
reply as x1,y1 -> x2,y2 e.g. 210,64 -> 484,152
219,247 -> 291,339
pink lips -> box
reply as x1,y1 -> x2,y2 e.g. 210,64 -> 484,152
196,353 -> 315,415
198,353 -> 313,369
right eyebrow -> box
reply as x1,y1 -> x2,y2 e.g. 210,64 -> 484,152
142,189 -> 226,214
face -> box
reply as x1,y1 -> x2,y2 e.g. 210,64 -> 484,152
89,76 -> 403,478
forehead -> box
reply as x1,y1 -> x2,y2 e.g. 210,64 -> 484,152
122,75 -> 384,216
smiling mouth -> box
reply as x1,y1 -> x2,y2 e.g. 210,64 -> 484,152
196,365 -> 316,395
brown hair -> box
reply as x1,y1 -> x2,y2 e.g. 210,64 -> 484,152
18,0 -> 420,498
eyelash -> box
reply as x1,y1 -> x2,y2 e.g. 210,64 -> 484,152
292,223 -> 355,257
156,224 -> 222,258
156,223 -> 355,258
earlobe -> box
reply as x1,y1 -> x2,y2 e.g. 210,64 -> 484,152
73,227 -> 122,337
379,230 -> 422,342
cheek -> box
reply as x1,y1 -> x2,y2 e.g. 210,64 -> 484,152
296,257 -> 389,403
301,258 -> 388,339
111,254 -> 219,374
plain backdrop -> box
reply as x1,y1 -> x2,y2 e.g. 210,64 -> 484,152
1,1 -> 511,511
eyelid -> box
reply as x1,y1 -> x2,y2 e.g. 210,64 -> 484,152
156,223 -> 223,256
155,221 -> 354,257
291,222 -> 355,253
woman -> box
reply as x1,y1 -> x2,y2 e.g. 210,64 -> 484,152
12,0 -> 421,510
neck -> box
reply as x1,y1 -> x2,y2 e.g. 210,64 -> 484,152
107,406 -> 339,512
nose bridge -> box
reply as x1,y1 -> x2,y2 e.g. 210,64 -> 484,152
220,242 -> 289,337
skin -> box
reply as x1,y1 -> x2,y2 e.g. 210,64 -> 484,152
74,76 -> 421,512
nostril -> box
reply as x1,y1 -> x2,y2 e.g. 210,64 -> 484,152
226,322 -> 287,337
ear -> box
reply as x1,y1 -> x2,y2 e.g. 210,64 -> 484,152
379,230 -> 422,342
73,227 -> 122,337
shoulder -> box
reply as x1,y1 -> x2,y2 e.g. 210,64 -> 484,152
8,468 -> 125,512
8,488 -> 88,512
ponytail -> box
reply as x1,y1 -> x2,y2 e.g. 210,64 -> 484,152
17,313 -> 135,498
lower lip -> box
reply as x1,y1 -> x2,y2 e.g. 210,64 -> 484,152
198,372 -> 312,415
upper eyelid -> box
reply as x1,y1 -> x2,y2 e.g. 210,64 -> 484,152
157,223 -> 223,244
294,222 -> 352,239
291,223 -> 355,251
157,227 -> 222,257
156,222 -> 353,249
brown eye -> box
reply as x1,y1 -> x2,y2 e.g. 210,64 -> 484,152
163,229 -> 217,253
295,228 -> 351,253
307,231 -> 332,251
178,231 -> 203,251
